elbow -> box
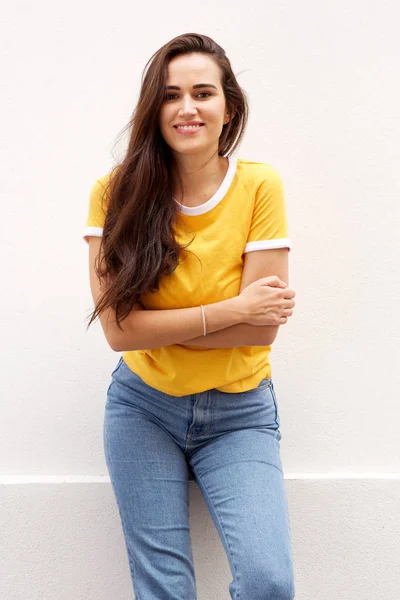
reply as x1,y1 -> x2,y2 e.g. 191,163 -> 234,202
107,331 -> 128,353
108,337 -> 133,353
263,325 -> 280,346
261,337 -> 275,347
107,303 -> 144,352
101,325 -> 123,352
108,332 -> 141,353
107,335 -> 123,353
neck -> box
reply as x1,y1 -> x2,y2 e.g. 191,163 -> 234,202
171,148 -> 229,201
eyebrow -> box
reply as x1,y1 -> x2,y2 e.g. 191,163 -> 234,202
166,83 -> 218,90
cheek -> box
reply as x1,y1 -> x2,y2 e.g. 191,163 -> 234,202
159,108 -> 171,133
206,101 -> 227,124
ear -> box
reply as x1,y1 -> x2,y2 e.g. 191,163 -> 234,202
223,108 -> 233,125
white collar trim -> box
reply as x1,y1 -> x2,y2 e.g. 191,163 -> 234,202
174,154 -> 238,216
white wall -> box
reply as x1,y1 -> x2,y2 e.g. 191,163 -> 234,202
1,1 -> 400,598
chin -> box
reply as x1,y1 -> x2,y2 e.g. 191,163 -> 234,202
170,140 -> 215,156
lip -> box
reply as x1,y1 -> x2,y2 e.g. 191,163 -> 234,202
174,121 -> 204,127
173,122 -> 204,136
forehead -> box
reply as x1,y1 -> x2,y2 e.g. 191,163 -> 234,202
166,53 -> 222,86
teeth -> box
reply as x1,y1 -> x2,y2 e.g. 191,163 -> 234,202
177,125 -> 202,130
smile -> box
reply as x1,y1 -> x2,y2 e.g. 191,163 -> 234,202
173,124 -> 204,135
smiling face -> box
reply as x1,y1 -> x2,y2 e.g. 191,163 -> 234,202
159,52 -> 231,157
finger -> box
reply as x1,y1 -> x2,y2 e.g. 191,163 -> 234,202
257,276 -> 279,284
282,289 -> 296,298
259,278 -> 287,288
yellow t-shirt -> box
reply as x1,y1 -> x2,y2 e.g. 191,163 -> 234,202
83,155 -> 291,397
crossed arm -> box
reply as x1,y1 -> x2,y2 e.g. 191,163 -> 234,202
138,248 -> 289,348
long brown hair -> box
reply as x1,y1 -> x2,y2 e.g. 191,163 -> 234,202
86,32 -> 249,331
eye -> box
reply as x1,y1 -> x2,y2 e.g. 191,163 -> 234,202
164,91 -> 213,101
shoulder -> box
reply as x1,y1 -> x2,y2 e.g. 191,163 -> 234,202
92,162 -> 123,193
88,170 -> 117,211
91,171 -> 113,194
236,158 -> 283,188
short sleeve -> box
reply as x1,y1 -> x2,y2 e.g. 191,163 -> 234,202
243,166 -> 291,253
82,176 -> 110,244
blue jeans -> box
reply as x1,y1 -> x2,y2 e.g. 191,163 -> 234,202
104,356 -> 296,600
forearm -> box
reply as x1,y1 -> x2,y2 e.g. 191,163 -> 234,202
181,323 -> 278,348
112,299 -> 244,352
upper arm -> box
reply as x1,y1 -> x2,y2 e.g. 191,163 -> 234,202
239,247 -> 289,295
84,175 -> 121,350
83,177 -> 109,244
239,248 -> 289,344
88,237 -> 145,351
88,237 -> 120,351
239,165 -> 292,344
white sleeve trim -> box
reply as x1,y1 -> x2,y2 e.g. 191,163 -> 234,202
243,238 -> 292,253
83,226 -> 103,244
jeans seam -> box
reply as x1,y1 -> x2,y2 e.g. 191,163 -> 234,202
103,410 -> 139,595
110,479 -> 139,595
191,466 -> 241,600
270,383 -> 279,428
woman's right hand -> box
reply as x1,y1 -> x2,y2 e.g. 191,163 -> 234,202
235,276 -> 296,326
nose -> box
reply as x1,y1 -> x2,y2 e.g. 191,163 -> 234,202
178,94 -> 198,117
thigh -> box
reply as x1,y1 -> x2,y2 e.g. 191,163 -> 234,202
104,361 -> 197,600
189,383 -> 295,599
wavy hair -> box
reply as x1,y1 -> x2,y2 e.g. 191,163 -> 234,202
86,32 -> 249,330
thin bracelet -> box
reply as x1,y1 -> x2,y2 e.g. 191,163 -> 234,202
200,305 -> 207,336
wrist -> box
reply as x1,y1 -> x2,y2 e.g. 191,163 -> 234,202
225,297 -> 246,325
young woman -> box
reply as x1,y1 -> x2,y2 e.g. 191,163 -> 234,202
84,32 -> 296,600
